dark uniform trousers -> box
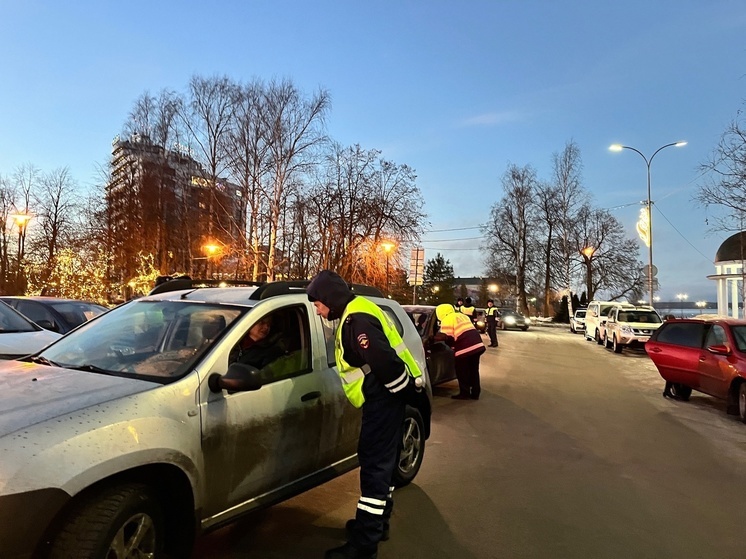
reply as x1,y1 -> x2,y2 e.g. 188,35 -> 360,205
351,389 -> 406,551
455,352 -> 481,398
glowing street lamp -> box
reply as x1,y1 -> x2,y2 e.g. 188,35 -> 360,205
696,300 -> 707,314
676,293 -> 688,318
380,240 -> 396,296
203,242 -> 221,278
579,246 -> 596,300
609,141 -> 687,307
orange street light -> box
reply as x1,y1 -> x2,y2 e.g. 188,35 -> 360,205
580,246 -> 596,299
380,240 -> 396,296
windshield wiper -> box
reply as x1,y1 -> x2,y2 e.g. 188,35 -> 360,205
67,364 -> 116,375
26,355 -> 60,367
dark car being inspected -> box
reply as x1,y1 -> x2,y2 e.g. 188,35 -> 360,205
646,315 -> 746,420
403,304 -> 456,386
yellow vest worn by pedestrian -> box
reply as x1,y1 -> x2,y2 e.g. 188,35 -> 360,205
460,305 -> 475,318
335,296 -> 424,408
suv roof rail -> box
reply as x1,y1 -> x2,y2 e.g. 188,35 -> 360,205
250,280 -> 384,300
148,276 -> 384,300
148,276 -> 264,296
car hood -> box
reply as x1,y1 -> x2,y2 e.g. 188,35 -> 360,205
0,330 -> 61,356
0,361 -> 159,438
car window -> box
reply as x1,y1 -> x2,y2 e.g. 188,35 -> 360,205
575,310 -> 586,318
0,300 -> 40,332
47,301 -> 107,327
654,322 -> 705,348
731,326 -> 746,352
600,305 -> 615,317
231,305 -> 311,384
704,324 -> 727,348
15,300 -> 60,330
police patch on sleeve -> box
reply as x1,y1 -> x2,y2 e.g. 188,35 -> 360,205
357,333 -> 370,349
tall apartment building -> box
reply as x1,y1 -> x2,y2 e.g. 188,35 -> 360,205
107,133 -> 242,285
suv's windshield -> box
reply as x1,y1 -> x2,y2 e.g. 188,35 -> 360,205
617,311 -> 661,324
38,300 -> 244,382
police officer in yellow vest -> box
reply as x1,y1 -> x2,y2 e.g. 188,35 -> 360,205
486,299 -> 499,347
307,270 -> 425,559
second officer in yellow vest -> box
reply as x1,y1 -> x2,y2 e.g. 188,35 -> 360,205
307,270 -> 426,559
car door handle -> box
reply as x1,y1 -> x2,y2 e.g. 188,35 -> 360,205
648,347 -> 661,353
301,391 -> 321,402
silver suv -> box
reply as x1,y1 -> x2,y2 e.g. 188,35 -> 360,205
603,305 -> 663,353
0,279 -> 431,559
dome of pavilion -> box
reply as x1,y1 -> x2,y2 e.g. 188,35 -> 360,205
715,232 -> 746,263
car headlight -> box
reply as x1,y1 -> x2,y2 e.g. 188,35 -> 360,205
621,325 -> 633,334
505,316 -> 516,325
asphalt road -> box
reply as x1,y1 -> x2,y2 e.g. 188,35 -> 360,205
193,326 -> 746,559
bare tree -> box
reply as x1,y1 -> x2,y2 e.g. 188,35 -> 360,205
302,143 -> 425,286
224,80 -> 271,280
179,75 -> 237,246
261,79 -> 330,279
484,164 -> 540,314
30,167 -> 80,286
572,205 -> 645,300
551,140 -> 586,307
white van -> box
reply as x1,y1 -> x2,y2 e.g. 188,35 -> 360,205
584,300 -> 633,344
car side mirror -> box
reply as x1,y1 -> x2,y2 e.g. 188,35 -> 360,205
209,362 -> 263,393
707,344 -> 731,356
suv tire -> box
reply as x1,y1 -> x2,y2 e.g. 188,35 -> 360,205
48,483 -> 164,559
393,406 -> 425,488
595,330 -> 604,345
613,336 -> 623,353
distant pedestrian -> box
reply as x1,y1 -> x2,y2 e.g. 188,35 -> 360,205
485,299 -> 499,347
434,303 -> 486,400
455,297 -> 464,312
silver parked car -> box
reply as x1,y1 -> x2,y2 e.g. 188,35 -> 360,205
0,280 -> 431,559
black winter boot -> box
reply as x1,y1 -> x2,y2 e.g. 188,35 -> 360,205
345,518 -> 390,541
325,542 -> 378,559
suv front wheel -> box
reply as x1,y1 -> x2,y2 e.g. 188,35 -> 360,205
47,483 -> 164,559
393,406 -> 425,488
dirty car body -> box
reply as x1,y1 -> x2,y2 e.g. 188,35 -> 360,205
0,282 -> 432,559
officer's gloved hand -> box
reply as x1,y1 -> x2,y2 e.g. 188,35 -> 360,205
394,377 -> 418,403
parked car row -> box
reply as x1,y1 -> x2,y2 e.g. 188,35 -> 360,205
583,300 -> 663,354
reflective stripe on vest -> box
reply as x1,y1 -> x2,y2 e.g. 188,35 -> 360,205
335,296 -> 424,408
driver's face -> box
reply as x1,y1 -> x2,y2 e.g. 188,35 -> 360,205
249,316 -> 272,341
313,301 -> 330,319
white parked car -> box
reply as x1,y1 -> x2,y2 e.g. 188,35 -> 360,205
603,305 -> 663,353
570,309 -> 587,334
0,279 -> 431,558
0,299 -> 61,359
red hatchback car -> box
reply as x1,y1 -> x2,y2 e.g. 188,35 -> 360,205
646,316 -> 746,421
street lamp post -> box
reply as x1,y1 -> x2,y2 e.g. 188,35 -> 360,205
10,213 -> 31,293
676,293 -> 688,318
381,241 -> 395,297
580,246 -> 596,300
609,141 -> 687,307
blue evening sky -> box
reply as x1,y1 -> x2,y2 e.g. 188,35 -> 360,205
1,0 -> 744,301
